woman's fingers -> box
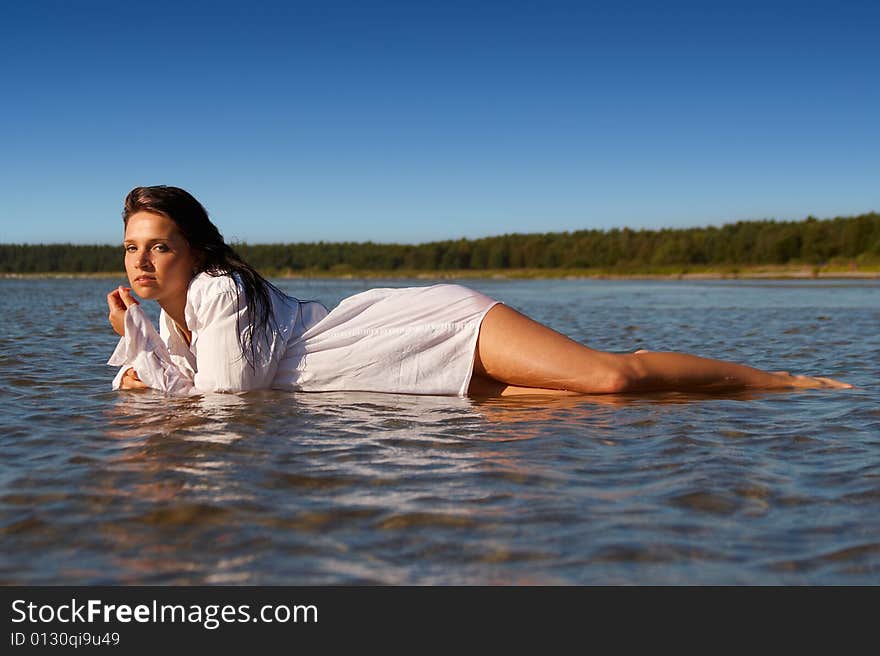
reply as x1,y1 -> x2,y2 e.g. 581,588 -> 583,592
107,286 -> 139,309
107,286 -> 136,337
107,288 -> 125,312
118,287 -> 140,309
120,368 -> 149,390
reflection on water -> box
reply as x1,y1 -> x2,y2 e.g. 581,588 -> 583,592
0,278 -> 878,584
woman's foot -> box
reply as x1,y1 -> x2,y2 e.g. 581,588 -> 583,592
774,372 -> 853,389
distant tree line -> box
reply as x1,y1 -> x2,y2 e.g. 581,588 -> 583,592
2,212 -> 878,274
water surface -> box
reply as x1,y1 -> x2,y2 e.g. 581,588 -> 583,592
1,278 -> 878,584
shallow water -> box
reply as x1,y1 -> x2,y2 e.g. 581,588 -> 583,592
0,277 -> 878,584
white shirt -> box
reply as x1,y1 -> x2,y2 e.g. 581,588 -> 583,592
109,273 -> 499,397
109,273 -> 327,395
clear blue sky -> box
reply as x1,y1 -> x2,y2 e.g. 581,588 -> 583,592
1,0 -> 877,245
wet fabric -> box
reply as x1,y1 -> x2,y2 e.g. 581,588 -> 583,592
108,273 -> 499,396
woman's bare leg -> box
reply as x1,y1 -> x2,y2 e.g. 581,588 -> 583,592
467,374 -> 580,397
471,305 -> 852,394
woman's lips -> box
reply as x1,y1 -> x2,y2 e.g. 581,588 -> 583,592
135,276 -> 157,284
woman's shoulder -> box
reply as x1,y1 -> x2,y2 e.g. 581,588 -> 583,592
184,273 -> 242,328
188,272 -> 241,300
183,272 -> 258,341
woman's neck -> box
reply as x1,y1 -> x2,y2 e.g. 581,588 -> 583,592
160,297 -> 191,344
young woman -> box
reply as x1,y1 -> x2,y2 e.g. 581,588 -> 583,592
108,186 -> 851,396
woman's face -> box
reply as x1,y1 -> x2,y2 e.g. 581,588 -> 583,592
123,211 -> 198,309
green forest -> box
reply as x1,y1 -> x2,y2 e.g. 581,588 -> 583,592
2,212 -> 879,275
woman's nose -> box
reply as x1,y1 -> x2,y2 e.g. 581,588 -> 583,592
136,252 -> 154,269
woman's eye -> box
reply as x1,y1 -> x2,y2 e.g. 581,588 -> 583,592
153,244 -> 169,252
124,246 -> 137,253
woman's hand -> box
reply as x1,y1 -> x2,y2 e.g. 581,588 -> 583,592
107,286 -> 139,336
119,367 -> 149,390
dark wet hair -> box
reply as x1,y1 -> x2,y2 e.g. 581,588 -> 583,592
123,185 -> 286,368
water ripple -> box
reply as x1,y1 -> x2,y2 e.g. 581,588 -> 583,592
1,278 -> 878,583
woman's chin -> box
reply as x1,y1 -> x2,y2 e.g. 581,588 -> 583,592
129,284 -> 159,300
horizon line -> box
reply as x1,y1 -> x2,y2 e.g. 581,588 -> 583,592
4,209 -> 877,247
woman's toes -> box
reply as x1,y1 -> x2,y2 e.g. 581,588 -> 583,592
816,377 -> 853,389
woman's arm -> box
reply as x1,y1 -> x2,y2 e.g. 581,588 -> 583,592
107,302 -> 196,394
107,285 -> 138,336
106,286 -> 150,391
107,282 -> 284,395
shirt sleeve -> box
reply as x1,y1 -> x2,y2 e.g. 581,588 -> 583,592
107,287 -> 283,395
107,305 -> 196,395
